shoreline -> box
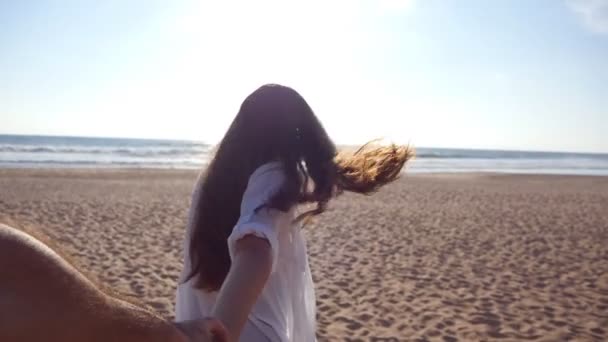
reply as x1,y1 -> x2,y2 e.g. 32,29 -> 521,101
1,167 -> 608,178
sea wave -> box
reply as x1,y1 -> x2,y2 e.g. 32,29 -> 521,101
0,159 -> 204,168
0,144 -> 209,157
414,150 -> 608,160
2,135 -> 608,175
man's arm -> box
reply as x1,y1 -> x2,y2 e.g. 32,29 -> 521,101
0,223 -> 224,342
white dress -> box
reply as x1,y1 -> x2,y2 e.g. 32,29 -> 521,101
175,162 -> 317,342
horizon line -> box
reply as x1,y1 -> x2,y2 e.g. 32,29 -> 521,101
0,132 -> 606,156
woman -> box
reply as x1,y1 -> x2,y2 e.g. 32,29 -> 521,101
175,84 -> 412,341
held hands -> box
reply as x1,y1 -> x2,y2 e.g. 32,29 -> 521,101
173,318 -> 230,342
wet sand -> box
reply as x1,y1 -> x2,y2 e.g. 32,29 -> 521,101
1,169 -> 607,341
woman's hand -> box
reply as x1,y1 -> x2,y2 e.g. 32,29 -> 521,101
173,318 -> 229,342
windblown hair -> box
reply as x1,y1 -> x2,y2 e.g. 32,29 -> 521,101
187,84 -> 413,290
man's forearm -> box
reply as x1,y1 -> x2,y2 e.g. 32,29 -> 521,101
93,296 -> 185,342
0,224 -> 184,342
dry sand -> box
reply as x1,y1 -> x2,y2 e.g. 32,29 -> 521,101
1,169 -> 607,341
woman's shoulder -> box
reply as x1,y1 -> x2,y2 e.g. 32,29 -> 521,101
246,161 -> 285,188
250,161 -> 283,179
242,162 -> 286,213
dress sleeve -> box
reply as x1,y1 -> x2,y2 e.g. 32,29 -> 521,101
227,163 -> 286,272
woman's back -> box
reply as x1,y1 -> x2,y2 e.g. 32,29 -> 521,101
175,162 -> 316,342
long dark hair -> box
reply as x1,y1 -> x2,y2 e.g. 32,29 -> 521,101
187,84 -> 413,290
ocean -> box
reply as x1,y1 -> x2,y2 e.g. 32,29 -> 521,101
1,135 -> 607,176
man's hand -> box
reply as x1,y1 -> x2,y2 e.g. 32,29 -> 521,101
173,318 -> 230,342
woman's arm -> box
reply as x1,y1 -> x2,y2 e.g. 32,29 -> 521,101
211,235 -> 274,341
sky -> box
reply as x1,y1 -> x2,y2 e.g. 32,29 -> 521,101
1,0 -> 607,153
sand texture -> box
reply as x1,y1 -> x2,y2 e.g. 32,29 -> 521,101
1,169 -> 607,341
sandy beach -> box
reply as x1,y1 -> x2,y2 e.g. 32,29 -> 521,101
1,168 -> 607,341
